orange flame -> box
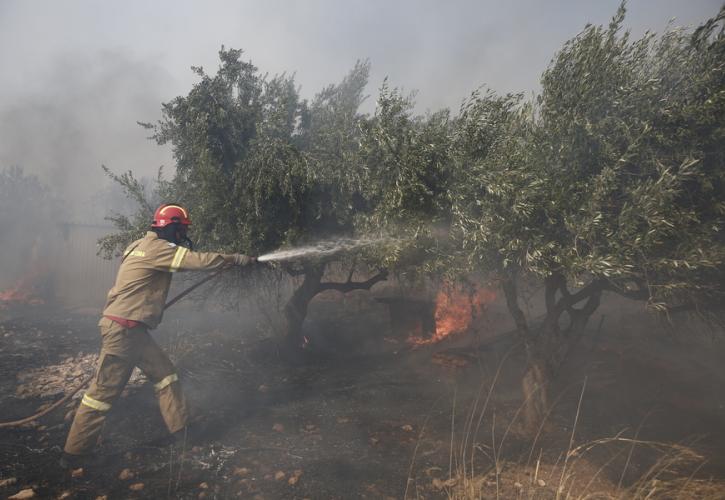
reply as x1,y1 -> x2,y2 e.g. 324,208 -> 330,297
407,283 -> 495,346
0,274 -> 45,306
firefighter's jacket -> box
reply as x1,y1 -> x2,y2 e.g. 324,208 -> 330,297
101,231 -> 235,328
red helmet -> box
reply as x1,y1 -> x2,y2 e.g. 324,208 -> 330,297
151,204 -> 192,228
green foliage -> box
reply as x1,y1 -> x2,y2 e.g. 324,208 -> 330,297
450,90 -> 547,275
353,82 -> 455,277
101,5 -> 724,321
452,4 -> 725,313
97,165 -> 170,258
105,49 -> 376,260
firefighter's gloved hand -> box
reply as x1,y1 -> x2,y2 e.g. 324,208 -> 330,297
224,253 -> 257,267
231,254 -> 255,266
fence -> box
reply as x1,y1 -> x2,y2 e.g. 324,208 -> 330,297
50,223 -> 119,310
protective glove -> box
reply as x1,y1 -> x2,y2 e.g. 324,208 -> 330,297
223,254 -> 255,267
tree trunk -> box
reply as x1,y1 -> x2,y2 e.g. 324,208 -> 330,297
501,275 -> 551,433
283,264 -> 325,350
280,263 -> 388,353
521,346 -> 549,434
502,274 -> 602,434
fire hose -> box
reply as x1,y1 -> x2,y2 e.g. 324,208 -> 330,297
0,269 -> 225,428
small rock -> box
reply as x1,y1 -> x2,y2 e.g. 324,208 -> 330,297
57,491 -> 72,499
71,467 -> 84,478
369,436 -> 379,445
0,477 -> 17,487
8,489 -> 36,499
401,424 -> 413,432
537,479 -> 546,487
274,471 -> 286,481
288,469 -> 303,484
233,467 -> 250,477
199,482 -> 209,489
257,384 -> 269,392
129,483 -> 144,491
336,417 -> 350,424
432,478 -> 457,489
304,424 -> 316,431
272,423 -> 284,433
118,468 -> 134,480
514,481 -> 523,489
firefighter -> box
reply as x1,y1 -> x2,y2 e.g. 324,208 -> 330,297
61,203 -> 255,468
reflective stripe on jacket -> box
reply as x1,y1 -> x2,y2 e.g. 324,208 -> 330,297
101,231 -> 232,329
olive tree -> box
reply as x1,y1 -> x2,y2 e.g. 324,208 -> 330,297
451,5 -> 725,431
100,50 -> 387,349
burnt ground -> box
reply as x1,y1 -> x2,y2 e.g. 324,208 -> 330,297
1,295 -> 725,499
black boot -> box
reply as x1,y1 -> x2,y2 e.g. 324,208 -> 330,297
59,452 -> 92,470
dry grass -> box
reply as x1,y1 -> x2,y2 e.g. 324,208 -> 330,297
406,350 -> 725,500
442,412 -> 725,500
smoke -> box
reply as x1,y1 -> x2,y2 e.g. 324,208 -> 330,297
0,50 -> 176,302
0,0 -> 719,304
0,49 -> 173,222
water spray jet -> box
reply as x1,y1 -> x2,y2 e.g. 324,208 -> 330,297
257,237 -> 394,263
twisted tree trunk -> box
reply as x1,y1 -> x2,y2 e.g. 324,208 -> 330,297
282,263 -> 388,351
502,273 -> 603,434
283,263 -> 325,350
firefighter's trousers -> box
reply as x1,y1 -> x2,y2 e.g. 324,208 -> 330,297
64,317 -> 188,455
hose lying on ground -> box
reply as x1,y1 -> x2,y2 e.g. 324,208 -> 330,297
0,373 -> 95,429
0,269 -> 224,429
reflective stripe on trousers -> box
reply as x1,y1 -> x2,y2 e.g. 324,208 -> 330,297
154,373 -> 179,391
81,394 -> 111,412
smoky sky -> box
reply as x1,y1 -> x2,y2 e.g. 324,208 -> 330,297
0,0 -> 720,220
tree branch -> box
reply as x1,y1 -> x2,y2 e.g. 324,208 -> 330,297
318,269 -> 388,293
604,280 -> 651,301
560,279 -> 605,310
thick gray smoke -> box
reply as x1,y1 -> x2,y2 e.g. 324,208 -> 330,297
0,0 -> 718,306
0,51 -> 173,304
0,50 -> 172,223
